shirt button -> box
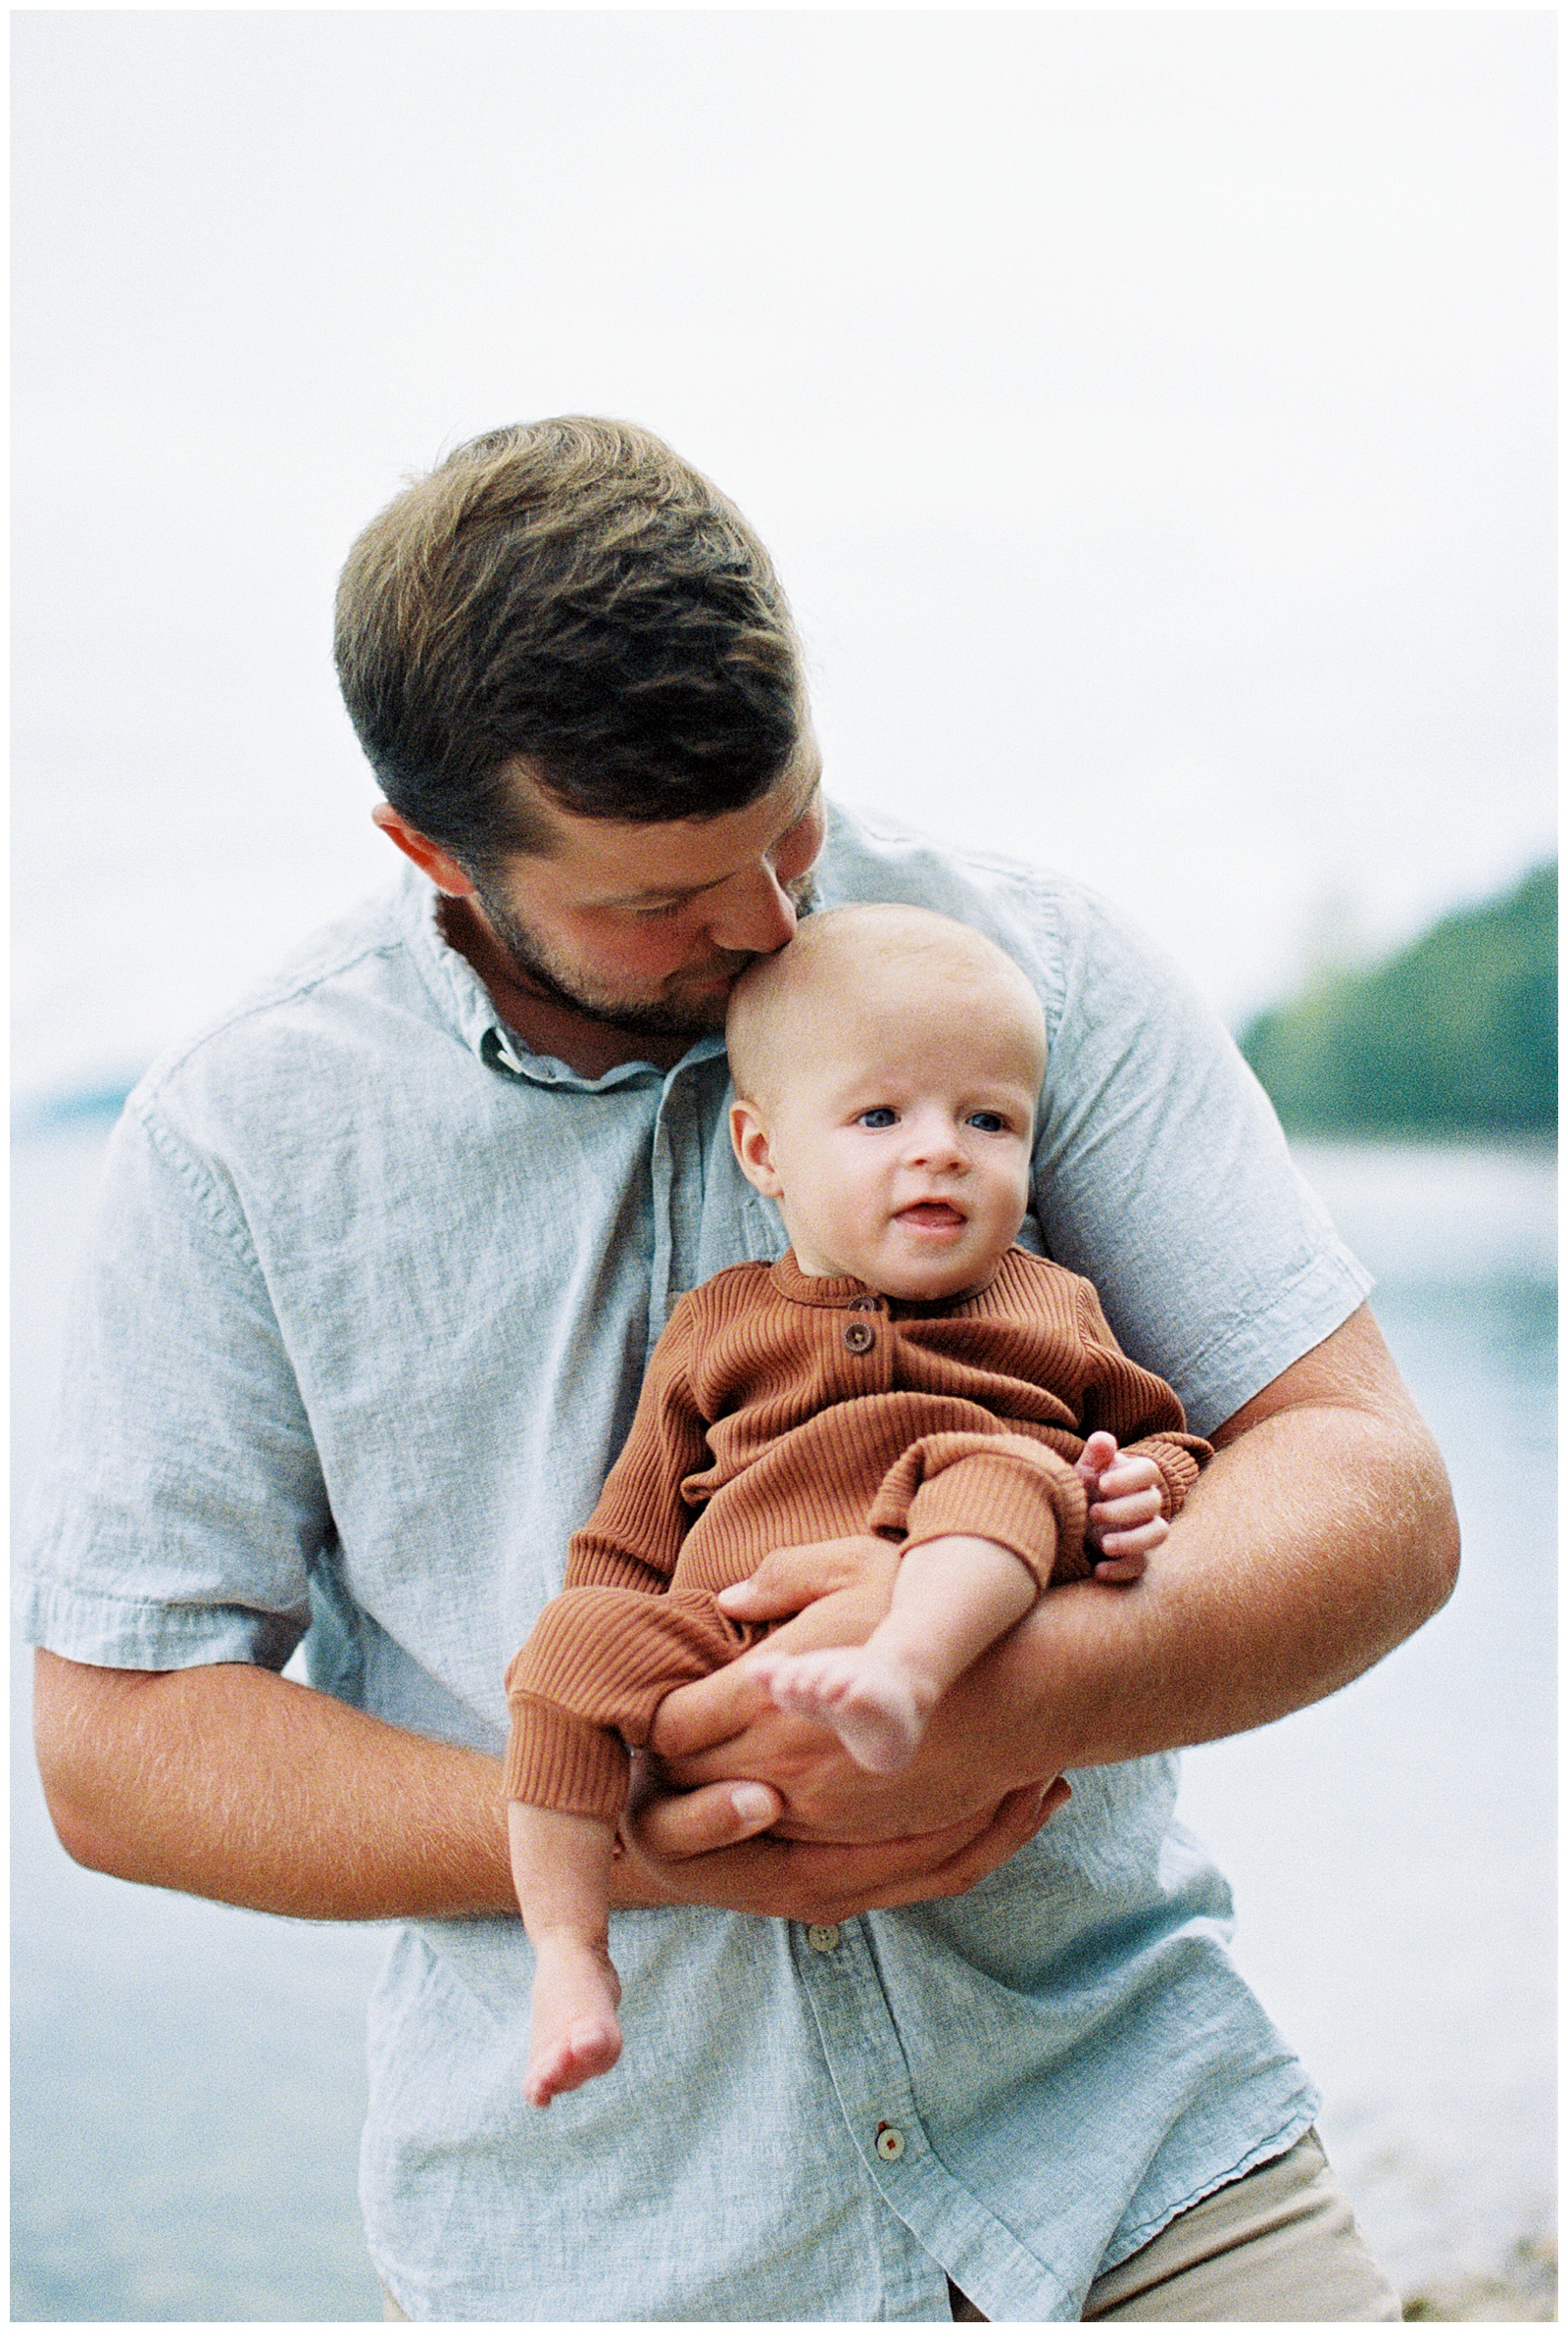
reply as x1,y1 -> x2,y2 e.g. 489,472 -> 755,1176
843,1320 -> 875,1353
875,2126 -> 906,2160
806,1923 -> 840,1953
849,1295 -> 879,1311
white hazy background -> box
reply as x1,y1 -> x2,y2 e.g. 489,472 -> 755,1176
12,9 -> 1554,1113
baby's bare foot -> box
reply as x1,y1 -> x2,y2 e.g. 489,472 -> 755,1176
751,1647 -> 931,1773
525,2015 -> 622,2109
525,1945 -> 622,2109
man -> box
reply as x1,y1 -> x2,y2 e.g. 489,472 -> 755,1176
25,417 -> 1456,2321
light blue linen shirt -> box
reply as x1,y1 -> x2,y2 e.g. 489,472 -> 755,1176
21,804 -> 1372,2321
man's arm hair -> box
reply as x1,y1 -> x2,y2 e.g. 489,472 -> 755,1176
1008,1299 -> 1459,1771
30,1642 -> 1058,1926
32,1305 -> 1457,1922
32,1656 -> 520,1920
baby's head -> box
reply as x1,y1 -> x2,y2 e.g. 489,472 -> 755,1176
726,905 -> 1046,1301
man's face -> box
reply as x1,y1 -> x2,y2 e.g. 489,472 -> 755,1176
468,746 -> 826,1042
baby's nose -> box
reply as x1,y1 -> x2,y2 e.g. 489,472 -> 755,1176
905,1118 -> 965,1168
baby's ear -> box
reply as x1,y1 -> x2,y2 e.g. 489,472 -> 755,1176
729,1098 -> 784,1197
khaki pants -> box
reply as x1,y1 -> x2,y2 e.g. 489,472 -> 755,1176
380,2129 -> 1401,2322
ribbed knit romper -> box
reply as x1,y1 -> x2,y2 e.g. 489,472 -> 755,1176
503,1247 -> 1210,1821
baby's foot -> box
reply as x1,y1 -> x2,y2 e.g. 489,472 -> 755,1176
525,1944 -> 622,2109
525,2015 -> 621,2109
750,1646 -> 932,1773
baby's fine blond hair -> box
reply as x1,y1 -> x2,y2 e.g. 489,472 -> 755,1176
726,904 -> 1046,1106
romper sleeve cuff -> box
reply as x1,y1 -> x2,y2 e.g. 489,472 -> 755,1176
501,1685 -> 633,1823
1123,1432 -> 1212,1520
876,1434 -> 1093,1590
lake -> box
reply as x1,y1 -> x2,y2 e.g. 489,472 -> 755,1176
10,1124 -> 1555,2320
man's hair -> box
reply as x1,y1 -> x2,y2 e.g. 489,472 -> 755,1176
333,417 -> 805,864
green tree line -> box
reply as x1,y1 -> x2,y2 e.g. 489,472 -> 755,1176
1239,861 -> 1557,1137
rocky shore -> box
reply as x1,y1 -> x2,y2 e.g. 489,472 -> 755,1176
1402,2231 -> 1557,2320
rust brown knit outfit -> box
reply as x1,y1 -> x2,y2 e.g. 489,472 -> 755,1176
503,1247 -> 1209,1820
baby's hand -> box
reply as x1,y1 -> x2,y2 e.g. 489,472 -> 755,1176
1076,1432 -> 1168,1583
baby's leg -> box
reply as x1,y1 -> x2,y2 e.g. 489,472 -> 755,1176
746,1535 -> 1037,1773
508,1801 -> 622,2108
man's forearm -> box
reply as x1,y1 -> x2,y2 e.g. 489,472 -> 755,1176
34,1313 -> 1460,1920
30,1647 -> 894,1924
946,1339 -> 1460,1777
33,1650 -> 521,1919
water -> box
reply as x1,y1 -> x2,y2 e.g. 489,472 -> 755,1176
11,1125 -> 1555,2319
1175,1138 -> 1557,2300
10,1123 -> 387,2323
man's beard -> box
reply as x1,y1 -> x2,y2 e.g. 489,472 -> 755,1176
470,872 -> 820,1043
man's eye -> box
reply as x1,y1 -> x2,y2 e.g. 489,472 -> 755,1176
967,1111 -> 1008,1133
632,898 -> 688,921
858,1108 -> 898,1129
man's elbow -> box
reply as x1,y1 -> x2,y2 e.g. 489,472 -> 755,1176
1427,1487 -> 1462,1613
31,1648 -> 150,1879
34,1742 -> 123,1876
37,1778 -> 122,1875
1403,1430 -> 1462,1623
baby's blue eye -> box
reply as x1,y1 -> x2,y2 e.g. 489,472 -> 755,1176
967,1111 -> 1007,1133
858,1108 -> 898,1129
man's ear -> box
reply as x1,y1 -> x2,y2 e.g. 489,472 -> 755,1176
729,1099 -> 784,1198
371,804 -> 477,899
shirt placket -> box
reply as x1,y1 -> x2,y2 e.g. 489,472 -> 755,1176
648,1054 -> 721,1347
790,1917 -> 1078,2320
789,1916 -> 950,2318
784,1292 -> 1079,2321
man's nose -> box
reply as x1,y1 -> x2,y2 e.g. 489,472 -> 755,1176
707,865 -> 799,956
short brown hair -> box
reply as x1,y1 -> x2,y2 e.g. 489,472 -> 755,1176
333,417 -> 805,863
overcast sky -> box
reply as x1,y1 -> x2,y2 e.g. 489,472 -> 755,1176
13,9 -> 1554,1104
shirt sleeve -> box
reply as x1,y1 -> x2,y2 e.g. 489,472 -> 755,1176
562,1297 -> 712,1594
1028,885 -> 1373,1437
17,1095 -> 330,1671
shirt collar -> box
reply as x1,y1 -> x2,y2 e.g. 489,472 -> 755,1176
394,863 -> 727,1094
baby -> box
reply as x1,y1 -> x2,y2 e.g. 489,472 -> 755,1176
504,905 -> 1210,2109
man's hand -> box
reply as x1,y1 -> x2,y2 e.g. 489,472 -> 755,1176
649,1536 -> 1064,1843
630,1532 -> 1076,1910
622,1757 -> 1071,1925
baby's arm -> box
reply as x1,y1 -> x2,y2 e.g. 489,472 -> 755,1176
562,1298 -> 712,1596
504,1297 -> 724,2107
1070,1279 -> 1212,1582
1076,1429 -> 1171,1582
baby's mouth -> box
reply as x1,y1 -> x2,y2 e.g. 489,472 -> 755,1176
896,1202 -> 967,1230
